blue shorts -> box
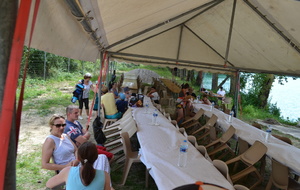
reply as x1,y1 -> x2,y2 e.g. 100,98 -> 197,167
105,112 -> 122,119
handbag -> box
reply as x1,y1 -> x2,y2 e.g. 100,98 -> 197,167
92,116 -> 107,145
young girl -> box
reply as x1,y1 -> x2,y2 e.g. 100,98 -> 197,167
46,142 -> 112,190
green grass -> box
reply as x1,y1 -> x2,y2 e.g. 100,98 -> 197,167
16,145 -> 53,190
240,104 -> 298,126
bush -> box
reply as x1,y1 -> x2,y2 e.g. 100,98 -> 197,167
267,103 -> 281,117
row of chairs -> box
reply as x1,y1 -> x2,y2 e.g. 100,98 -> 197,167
179,109 -> 268,189
100,107 -> 149,187
181,108 -> 300,189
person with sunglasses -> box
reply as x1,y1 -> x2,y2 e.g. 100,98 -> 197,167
42,114 -> 79,171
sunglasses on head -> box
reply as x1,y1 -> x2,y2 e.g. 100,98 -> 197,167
53,123 -> 66,128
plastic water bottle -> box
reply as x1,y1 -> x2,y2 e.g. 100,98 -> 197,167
145,100 -> 149,113
229,111 -> 234,123
178,140 -> 189,167
197,95 -> 200,103
152,109 -> 158,125
265,125 -> 272,142
210,102 -> 215,111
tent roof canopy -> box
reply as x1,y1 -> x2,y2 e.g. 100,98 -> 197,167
25,0 -> 300,76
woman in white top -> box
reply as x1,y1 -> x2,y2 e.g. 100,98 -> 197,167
78,73 -> 94,120
147,86 -> 160,104
42,114 -> 79,171
42,114 -> 111,173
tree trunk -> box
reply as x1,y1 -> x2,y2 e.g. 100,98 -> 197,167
0,0 -> 18,189
218,75 -> 230,89
180,69 -> 185,80
258,74 -> 274,108
211,73 -> 218,91
196,71 -> 203,88
230,74 -> 236,96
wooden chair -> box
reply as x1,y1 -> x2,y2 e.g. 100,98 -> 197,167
179,127 -> 187,137
171,120 -> 179,129
266,158 -> 300,190
237,137 -> 249,155
272,134 -> 293,145
120,132 -> 149,186
233,184 -> 249,190
196,145 -> 212,163
105,119 -> 137,154
180,108 -> 205,130
205,126 -> 236,159
213,159 -> 233,185
223,97 -> 232,109
192,114 -> 218,143
252,122 -> 262,130
101,105 -> 118,130
225,141 -> 267,189
187,135 -> 198,147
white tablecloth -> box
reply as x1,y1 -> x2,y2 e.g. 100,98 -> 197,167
132,98 -> 234,190
193,103 -> 300,175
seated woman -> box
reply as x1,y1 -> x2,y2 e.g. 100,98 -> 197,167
176,83 -> 190,126
201,94 -> 212,105
146,86 -> 160,104
42,114 -> 79,172
46,141 -> 112,190
42,114 -> 111,173
101,86 -> 122,119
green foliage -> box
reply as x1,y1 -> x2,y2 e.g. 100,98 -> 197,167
267,102 -> 281,117
21,47 -> 99,79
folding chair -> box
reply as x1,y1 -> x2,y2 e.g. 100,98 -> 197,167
196,145 -> 212,163
213,159 -> 233,185
266,158 -> 300,190
205,126 -> 236,159
225,141 -> 267,189
180,108 -> 205,130
120,132 -> 149,187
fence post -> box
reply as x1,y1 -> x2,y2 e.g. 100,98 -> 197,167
43,51 -> 47,80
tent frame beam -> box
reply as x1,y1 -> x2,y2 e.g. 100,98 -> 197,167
184,24 -> 235,67
106,0 -> 223,50
224,0 -> 237,67
109,51 -> 300,77
111,55 -> 232,73
244,0 -> 300,54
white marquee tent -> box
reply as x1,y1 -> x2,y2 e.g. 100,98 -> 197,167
25,0 -> 300,76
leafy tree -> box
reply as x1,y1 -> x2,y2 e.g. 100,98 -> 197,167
240,73 -> 276,109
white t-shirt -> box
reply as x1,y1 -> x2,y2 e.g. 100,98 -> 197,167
217,90 -> 226,97
151,92 -> 160,101
79,80 -> 93,99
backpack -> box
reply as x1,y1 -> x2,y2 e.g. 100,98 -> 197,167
92,115 -> 107,145
71,80 -> 84,103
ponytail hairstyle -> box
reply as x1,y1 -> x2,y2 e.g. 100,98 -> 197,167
77,142 -> 98,186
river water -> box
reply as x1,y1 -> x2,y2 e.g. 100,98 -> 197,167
202,74 -> 300,121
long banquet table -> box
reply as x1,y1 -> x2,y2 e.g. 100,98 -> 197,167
193,103 -> 300,175
131,97 -> 234,190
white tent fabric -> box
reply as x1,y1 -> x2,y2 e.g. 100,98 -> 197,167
25,0 -> 300,76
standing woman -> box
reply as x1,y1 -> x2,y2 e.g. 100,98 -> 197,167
46,141 -> 112,190
78,73 -> 94,120
42,114 -> 79,171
